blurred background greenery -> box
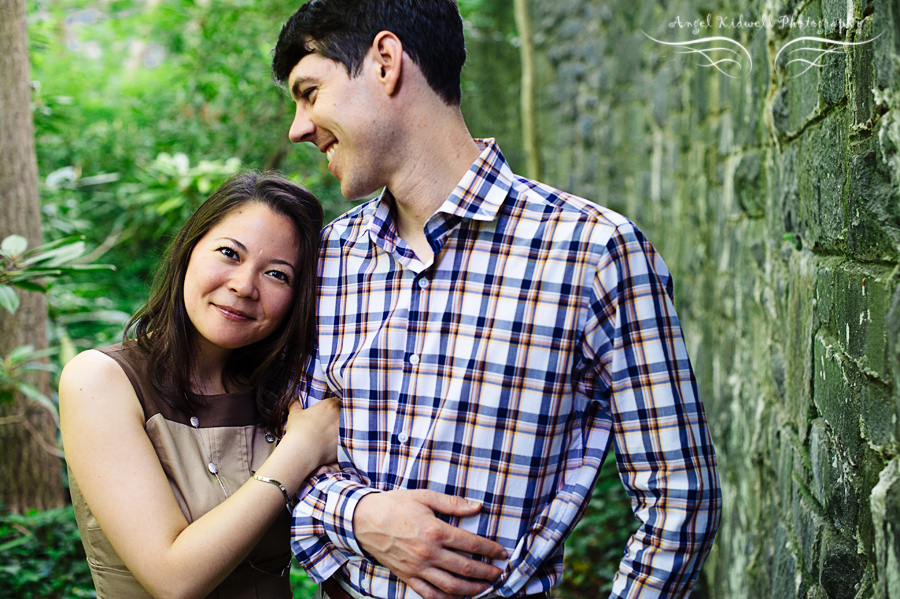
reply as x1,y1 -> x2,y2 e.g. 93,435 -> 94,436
1,0 -> 634,596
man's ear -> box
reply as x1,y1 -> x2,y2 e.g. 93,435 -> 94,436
371,31 -> 402,96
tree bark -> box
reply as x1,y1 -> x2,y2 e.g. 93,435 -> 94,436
513,0 -> 540,181
0,0 -> 65,512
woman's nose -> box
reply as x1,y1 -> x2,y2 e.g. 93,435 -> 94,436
228,267 -> 259,300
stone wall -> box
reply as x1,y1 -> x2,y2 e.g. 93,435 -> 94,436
514,0 -> 900,596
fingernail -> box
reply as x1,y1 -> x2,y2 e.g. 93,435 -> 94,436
467,499 -> 481,508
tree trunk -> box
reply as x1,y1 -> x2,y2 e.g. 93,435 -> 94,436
513,0 -> 540,181
0,0 -> 65,512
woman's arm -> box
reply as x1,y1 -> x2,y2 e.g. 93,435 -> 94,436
59,350 -> 338,599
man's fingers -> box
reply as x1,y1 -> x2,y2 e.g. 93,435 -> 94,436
407,570 -> 492,599
428,547 -> 504,582
406,577 -> 453,599
441,525 -> 508,561
416,489 -> 484,517
353,489 -> 508,596
412,491 -> 509,560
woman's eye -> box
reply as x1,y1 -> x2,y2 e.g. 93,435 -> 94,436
217,246 -> 238,259
267,269 -> 291,284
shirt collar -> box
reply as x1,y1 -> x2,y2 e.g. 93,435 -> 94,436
367,138 -> 514,260
435,138 -> 514,222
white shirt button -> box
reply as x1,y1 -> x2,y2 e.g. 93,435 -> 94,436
418,278 -> 429,289
409,353 -> 420,365
397,431 -> 409,444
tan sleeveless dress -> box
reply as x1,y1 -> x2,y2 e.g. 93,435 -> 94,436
68,342 -> 293,599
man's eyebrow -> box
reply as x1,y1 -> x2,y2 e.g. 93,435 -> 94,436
217,237 -> 296,271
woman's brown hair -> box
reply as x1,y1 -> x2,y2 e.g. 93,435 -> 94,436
126,171 -> 323,434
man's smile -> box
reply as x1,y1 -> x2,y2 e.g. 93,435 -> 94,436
325,142 -> 338,163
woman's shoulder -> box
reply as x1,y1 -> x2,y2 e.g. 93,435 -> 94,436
62,346 -> 130,381
62,342 -> 175,425
63,340 -> 141,377
59,346 -> 144,421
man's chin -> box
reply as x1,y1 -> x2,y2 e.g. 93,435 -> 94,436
340,180 -> 382,202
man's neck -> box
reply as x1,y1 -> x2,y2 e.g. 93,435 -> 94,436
386,119 -> 481,266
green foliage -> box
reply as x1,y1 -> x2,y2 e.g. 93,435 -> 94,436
0,504 -> 95,598
561,454 -> 635,598
0,233 -> 112,425
0,344 -> 56,415
0,234 -> 111,315
290,563 -> 318,599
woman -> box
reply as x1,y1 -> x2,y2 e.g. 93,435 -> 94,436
60,172 -> 338,599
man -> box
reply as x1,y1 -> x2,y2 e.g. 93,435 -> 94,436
271,1 -> 721,598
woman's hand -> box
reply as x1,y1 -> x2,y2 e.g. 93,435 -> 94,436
313,462 -> 341,476
282,396 -> 340,469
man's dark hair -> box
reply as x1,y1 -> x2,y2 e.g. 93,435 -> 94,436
127,171 -> 323,436
272,0 -> 466,106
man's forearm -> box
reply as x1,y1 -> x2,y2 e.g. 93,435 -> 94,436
291,472 -> 380,579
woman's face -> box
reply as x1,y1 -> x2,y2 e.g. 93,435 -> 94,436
183,202 -> 300,357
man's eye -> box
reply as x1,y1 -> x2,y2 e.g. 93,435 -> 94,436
302,88 -> 317,104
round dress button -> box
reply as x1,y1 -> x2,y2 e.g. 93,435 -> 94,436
418,278 -> 429,289
397,431 -> 409,444
265,433 -> 276,443
409,353 -> 420,365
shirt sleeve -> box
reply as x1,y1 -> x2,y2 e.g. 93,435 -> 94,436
289,348 -> 382,581
582,222 -> 721,599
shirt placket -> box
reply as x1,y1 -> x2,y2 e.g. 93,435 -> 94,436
384,216 -> 454,490
378,252 -> 435,495
392,268 -> 421,455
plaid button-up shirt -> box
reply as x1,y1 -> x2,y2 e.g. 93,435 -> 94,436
292,139 -> 720,599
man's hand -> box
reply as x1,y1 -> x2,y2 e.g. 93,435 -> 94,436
353,490 -> 508,599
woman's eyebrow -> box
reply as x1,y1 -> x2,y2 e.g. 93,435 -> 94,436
269,258 -> 296,271
218,237 -> 295,271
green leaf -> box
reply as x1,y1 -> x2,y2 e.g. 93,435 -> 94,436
155,195 -> 186,215
1,235 -> 28,257
0,285 -> 20,314
56,263 -> 116,273
59,334 -> 78,366
8,269 -> 64,281
11,280 -> 47,293
22,236 -> 84,258
22,241 -> 86,268
16,382 -> 48,403
0,533 -> 33,553
7,345 -> 36,363
15,382 -> 59,425
17,363 -> 56,374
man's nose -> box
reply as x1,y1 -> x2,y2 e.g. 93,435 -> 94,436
289,103 -> 315,143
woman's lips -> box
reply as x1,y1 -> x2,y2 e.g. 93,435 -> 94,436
213,304 -> 254,322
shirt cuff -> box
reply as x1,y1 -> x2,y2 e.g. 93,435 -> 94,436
322,479 -> 382,556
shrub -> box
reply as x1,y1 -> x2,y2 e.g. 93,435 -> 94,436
0,504 -> 95,598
